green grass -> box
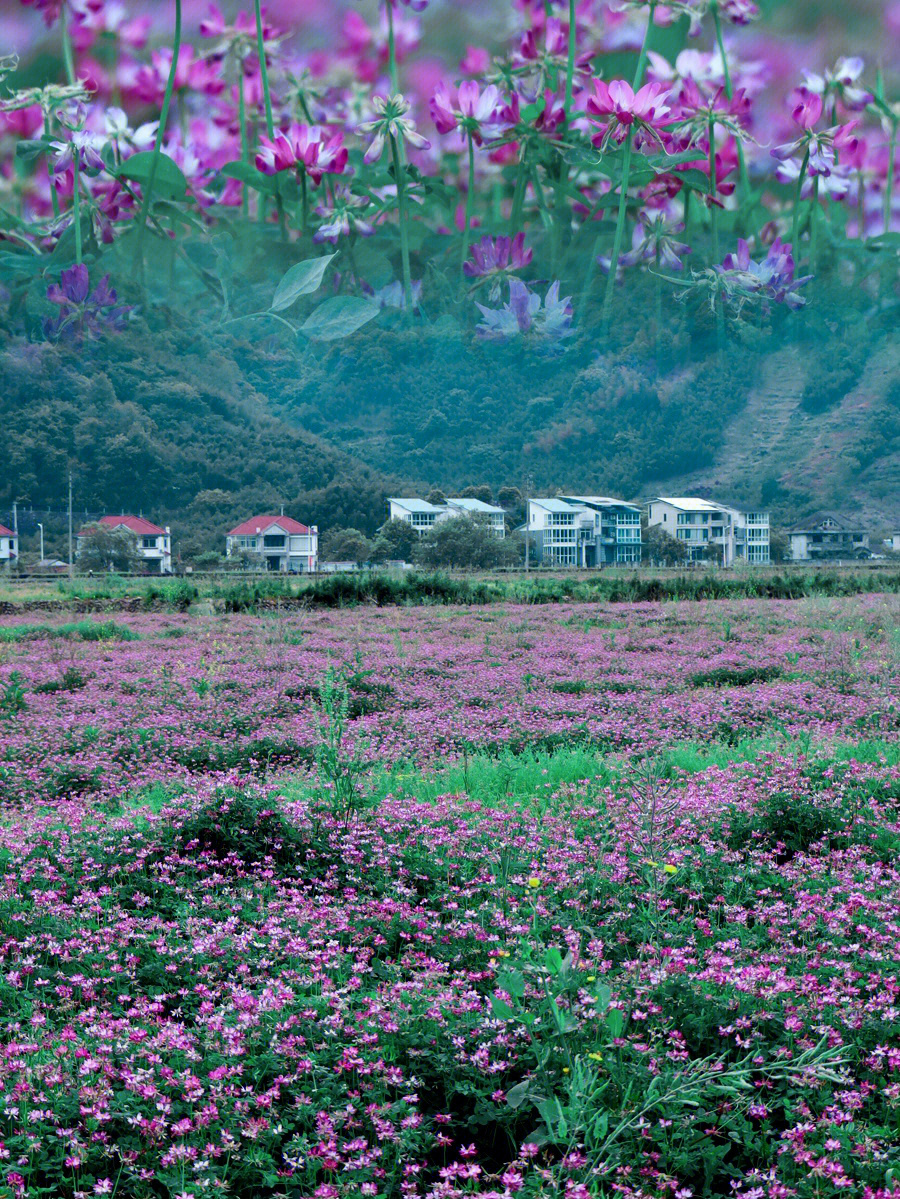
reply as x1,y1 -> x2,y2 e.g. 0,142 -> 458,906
0,619 -> 140,642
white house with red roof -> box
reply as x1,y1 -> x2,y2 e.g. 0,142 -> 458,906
77,515 -> 172,574
226,515 -> 318,573
0,523 -> 17,565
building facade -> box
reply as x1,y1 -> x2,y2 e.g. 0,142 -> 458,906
645,498 -> 770,565
527,496 -> 642,566
388,497 -> 507,538
77,515 -> 172,573
226,515 -> 318,572
0,523 -> 17,564
789,514 -> 870,561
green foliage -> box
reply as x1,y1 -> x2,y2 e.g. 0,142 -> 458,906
33,666 -> 87,693
0,671 -> 26,717
0,619 -> 139,642
689,665 -> 783,687
170,785 -> 306,869
414,515 -> 518,570
313,667 -> 372,826
76,523 -> 143,574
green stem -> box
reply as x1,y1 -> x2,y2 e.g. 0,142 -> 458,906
238,76 -> 249,216
564,0 -> 577,119
254,0 -> 275,139
44,113 -> 60,220
390,132 -> 413,312
711,6 -> 732,99
510,142 -> 529,231
601,136 -> 633,329
300,170 -> 309,233
61,8 -> 77,86
632,1 -> 656,89
857,169 -> 865,240
133,0 -> 182,276
387,1 -> 399,94
792,147 -> 810,265
708,113 -> 719,264
884,118 -> 897,236
72,156 -> 82,265
460,131 -> 476,277
809,174 -> 819,273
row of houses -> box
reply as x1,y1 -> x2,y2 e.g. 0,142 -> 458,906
1,505 -> 895,573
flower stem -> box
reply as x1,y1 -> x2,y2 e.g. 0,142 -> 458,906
238,75 -> 249,216
809,174 -> 819,273
601,136 -> 633,329
884,116 -> 897,236
300,170 -> 309,233
564,0 -> 577,119
61,8 -> 77,86
460,131 -> 476,277
792,147 -> 810,266
133,0 -> 182,276
254,0 -> 275,140
72,156 -> 82,265
386,2 -> 399,94
712,4 -> 751,207
857,169 -> 865,240
44,113 -> 60,220
632,1 -> 656,89
390,132 -> 413,311
510,141 -> 529,231
708,113 -> 719,264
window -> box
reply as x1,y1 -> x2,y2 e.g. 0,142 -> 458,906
263,535 -> 286,548
142,536 -> 157,549
617,545 -> 640,563
235,536 -> 257,550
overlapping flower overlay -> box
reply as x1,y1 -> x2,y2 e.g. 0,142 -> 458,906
0,0 -> 897,340
1,595 -> 899,1197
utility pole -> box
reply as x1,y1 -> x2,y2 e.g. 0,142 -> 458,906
68,471 -> 74,580
38,522 -> 44,565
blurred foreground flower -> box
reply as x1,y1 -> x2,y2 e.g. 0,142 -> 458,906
464,233 -> 533,298
43,264 -> 133,341
475,278 -> 572,339
360,94 -> 431,163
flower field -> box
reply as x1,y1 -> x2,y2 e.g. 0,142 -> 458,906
1,595 -> 900,1198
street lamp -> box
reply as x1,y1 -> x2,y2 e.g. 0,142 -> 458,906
37,522 -> 44,566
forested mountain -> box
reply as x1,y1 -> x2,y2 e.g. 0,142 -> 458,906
2,304 -> 897,561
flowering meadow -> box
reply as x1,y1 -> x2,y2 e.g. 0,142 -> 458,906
0,0 -> 897,347
1,594 -> 900,1197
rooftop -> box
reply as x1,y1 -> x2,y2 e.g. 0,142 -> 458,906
650,497 -> 724,513
0,524 -> 15,538
96,514 -> 167,536
228,515 -> 312,536
559,495 -> 641,511
445,497 -> 506,514
388,497 -> 445,514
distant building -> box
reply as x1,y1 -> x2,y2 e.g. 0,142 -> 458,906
226,515 -> 318,572
527,496 -> 642,566
388,496 -> 507,538
77,515 -> 172,573
645,498 -> 770,565
0,523 -> 17,564
789,514 -> 870,561
887,532 -> 900,554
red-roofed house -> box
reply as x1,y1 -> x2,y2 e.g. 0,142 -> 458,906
77,515 -> 172,573
226,515 -> 318,573
0,523 -> 17,565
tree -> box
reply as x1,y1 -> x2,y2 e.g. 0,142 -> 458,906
371,517 -> 418,563
426,488 -> 446,505
497,486 -> 523,510
322,527 -> 374,565
414,515 -> 517,570
642,522 -> 689,566
77,524 -> 143,573
768,527 -> 790,563
459,484 -> 494,504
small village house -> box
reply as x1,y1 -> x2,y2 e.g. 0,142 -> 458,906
527,496 -> 642,566
644,498 -> 770,565
226,515 -> 318,572
77,515 -> 172,573
0,523 -> 17,565
789,513 -> 870,561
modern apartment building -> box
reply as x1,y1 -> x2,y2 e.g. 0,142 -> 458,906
226,515 -> 318,572
527,496 -> 642,566
0,523 -> 17,564
77,515 -> 172,573
388,497 -> 507,538
644,498 -> 770,565
789,514 -> 870,561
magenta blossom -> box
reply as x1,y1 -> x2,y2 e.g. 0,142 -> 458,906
586,79 -> 671,148
430,80 -> 505,143
715,237 -> 812,310
464,233 -> 533,278
255,124 -> 347,186
44,264 -> 132,340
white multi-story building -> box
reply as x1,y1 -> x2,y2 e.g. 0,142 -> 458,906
77,515 -> 172,573
527,496 -> 642,566
226,515 -> 318,572
0,523 -> 17,565
388,497 -> 507,538
644,498 -> 770,565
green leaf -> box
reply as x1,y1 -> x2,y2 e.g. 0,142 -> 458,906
544,947 -> 564,976
116,151 -> 188,201
219,160 -> 277,195
490,996 -> 517,1021
676,168 -> 715,193
594,983 -> 611,1011
299,296 -> 379,341
505,1080 -> 531,1109
498,969 -> 526,999
866,232 -> 900,250
15,138 -> 54,163
271,254 -> 336,311
606,1008 -> 625,1039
